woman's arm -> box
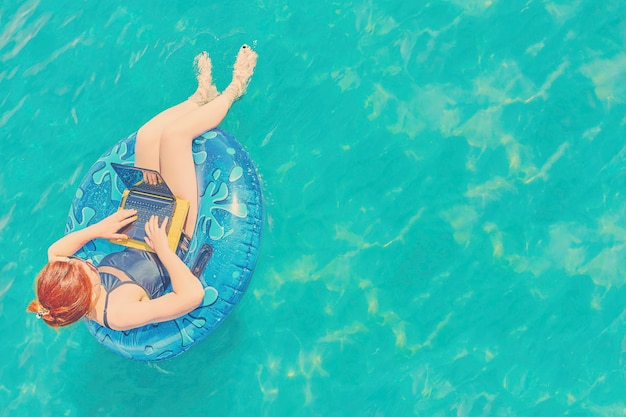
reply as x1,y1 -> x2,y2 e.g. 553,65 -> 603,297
47,209 -> 137,261
144,215 -> 204,304
106,215 -> 204,330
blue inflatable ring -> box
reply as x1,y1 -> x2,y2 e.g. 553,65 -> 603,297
66,128 -> 262,361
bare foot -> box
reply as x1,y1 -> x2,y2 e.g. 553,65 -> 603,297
188,51 -> 219,105
223,45 -> 258,102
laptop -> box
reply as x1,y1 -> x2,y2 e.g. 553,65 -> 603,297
109,163 -> 190,253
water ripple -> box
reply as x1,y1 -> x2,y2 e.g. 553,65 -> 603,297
0,0 -> 49,62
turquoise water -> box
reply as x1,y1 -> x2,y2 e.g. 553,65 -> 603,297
2,0 -> 626,415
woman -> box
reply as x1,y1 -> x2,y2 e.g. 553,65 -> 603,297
27,45 -> 258,331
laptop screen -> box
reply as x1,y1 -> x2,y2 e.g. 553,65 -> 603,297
111,163 -> 174,198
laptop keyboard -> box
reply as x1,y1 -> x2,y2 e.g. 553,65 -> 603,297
122,193 -> 175,240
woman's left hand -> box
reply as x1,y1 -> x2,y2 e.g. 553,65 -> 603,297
144,215 -> 172,255
93,209 -> 138,240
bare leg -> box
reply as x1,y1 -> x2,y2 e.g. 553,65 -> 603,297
135,101 -> 199,170
159,45 -> 258,235
135,52 -> 218,171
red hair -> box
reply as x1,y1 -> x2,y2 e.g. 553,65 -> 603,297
27,260 -> 93,328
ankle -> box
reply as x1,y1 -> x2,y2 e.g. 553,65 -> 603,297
188,90 -> 206,105
223,83 -> 242,103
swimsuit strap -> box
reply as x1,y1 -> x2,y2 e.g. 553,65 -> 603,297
103,281 -> 138,329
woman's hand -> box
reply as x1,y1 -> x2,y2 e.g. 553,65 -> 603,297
143,171 -> 160,186
47,209 -> 136,260
93,209 -> 137,240
143,215 -> 172,255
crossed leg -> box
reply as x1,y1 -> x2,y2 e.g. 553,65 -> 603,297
134,51 -> 220,171
134,101 -> 199,171
134,45 -> 258,236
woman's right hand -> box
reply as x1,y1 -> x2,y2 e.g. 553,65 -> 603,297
93,209 -> 137,240
47,209 -> 137,261
143,215 -> 172,255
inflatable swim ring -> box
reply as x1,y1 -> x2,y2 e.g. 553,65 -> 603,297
66,128 -> 263,361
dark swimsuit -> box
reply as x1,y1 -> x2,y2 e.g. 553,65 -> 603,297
98,248 -> 171,329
